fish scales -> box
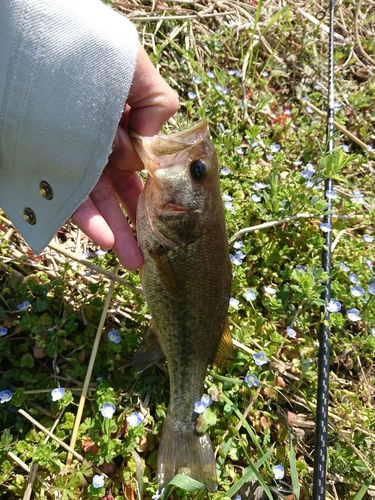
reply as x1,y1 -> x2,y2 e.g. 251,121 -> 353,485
131,121 -> 232,491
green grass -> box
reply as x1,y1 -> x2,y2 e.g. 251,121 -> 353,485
1,0 -> 375,498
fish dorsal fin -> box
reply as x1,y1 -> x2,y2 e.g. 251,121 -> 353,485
133,321 -> 165,374
216,317 -> 234,360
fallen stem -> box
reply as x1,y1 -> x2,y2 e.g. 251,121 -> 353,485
18,409 -> 84,462
66,264 -> 120,467
302,100 -> 375,160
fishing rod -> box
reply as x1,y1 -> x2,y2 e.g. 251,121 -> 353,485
312,0 -> 335,498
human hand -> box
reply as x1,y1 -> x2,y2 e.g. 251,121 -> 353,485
72,43 -> 179,271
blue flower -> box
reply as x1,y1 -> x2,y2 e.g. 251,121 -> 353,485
314,84 -> 322,90
340,262 -> 350,272
217,100 -> 225,106
221,167 -> 230,176
284,109 -> 292,116
82,251 -> 90,259
152,488 -> 165,500
367,144 -> 374,151
51,388 -> 65,401
230,254 -> 243,266
342,144 -> 350,153
326,190 -> 338,200
351,286 -> 364,297
201,394 -> 212,407
0,390 -> 12,404
16,301 -> 31,311
349,273 -> 360,284
126,411 -> 143,427
273,464 -> 285,480
194,401 -> 207,414
95,249 -> 106,257
235,70 -> 242,77
365,258 -> 372,269
327,299 -> 341,313
233,240 -> 243,249
193,76 -> 201,84
244,373 -> 259,387
295,265 -> 307,272
101,403 -> 116,419
252,194 -> 262,202
223,194 -> 233,202
270,144 -> 281,153
347,308 -> 361,322
264,286 -> 277,295
253,351 -> 269,366
230,297 -> 240,309
266,154 -> 273,161
244,289 -> 257,301
234,496 -> 242,500
0,327 -> 8,337
334,101 -> 342,111
235,147 -> 244,155
253,182 -> 267,190
320,223 -> 331,233
224,202 -> 234,210
188,91 -> 197,99
206,71 -> 215,78
293,159 -> 303,166
286,326 -> 297,338
368,284 -> 375,295
372,328 -> 375,337
92,474 -> 105,489
351,190 -> 364,204
107,329 -> 121,344
306,106 -> 314,114
301,169 -> 314,179
363,234 -> 374,243
261,70 -> 269,77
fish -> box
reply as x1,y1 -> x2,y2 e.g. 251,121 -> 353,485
130,121 -> 232,491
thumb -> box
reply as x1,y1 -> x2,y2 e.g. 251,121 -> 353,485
125,43 -> 179,136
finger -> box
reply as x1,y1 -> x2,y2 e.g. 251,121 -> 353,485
105,164 -> 144,225
126,43 -> 179,136
110,124 -> 143,171
88,173 -> 143,270
72,197 -> 115,250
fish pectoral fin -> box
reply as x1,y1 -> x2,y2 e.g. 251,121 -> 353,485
216,317 -> 234,360
149,247 -> 179,296
133,323 -> 165,374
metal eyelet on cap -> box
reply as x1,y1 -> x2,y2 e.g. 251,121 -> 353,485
23,208 -> 37,225
39,181 -> 53,200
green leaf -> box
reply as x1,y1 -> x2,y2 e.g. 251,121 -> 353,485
163,474 -> 205,498
20,353 -> 34,368
226,445 -> 274,497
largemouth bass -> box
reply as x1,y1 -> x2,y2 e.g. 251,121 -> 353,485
131,121 -> 232,491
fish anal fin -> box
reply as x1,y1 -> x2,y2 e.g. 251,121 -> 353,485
216,317 -> 234,360
158,415 -> 217,492
133,322 -> 165,374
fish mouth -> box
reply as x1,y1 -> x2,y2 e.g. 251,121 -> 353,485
129,121 -> 208,177
159,203 -> 190,215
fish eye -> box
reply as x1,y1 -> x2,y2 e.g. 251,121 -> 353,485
190,160 -> 207,181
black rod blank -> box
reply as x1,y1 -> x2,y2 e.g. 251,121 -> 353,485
312,0 -> 335,498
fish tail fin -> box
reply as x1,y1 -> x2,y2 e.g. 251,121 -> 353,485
157,415 -> 218,492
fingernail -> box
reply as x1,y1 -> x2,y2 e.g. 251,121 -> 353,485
112,130 -> 120,150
